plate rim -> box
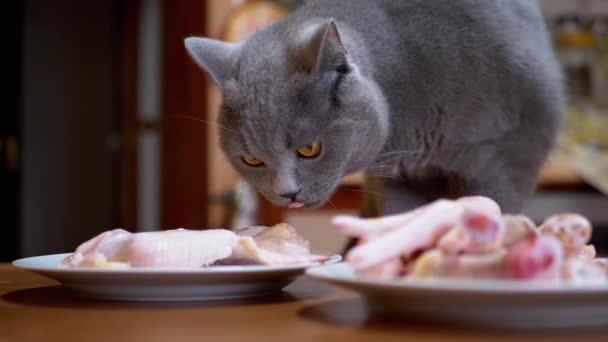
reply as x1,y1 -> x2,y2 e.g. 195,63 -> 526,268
13,253 -> 342,275
306,262 -> 608,295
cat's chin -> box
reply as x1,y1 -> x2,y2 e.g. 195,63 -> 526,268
260,190 -> 336,209
271,200 -> 325,209
268,198 -> 327,209
302,199 -> 327,209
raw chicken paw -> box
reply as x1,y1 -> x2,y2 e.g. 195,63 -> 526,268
333,196 -> 607,284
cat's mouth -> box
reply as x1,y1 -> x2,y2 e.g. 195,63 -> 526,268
291,186 -> 340,209
288,201 -> 305,209
300,198 -> 328,209
262,187 -> 336,209
282,198 -> 325,209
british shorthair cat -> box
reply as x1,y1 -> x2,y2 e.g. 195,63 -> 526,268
185,0 -> 564,215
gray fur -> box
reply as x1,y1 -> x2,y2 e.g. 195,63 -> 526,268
185,0 -> 564,214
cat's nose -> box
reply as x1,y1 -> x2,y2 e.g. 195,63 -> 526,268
279,188 -> 301,201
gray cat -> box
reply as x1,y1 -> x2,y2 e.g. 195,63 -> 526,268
185,0 -> 564,215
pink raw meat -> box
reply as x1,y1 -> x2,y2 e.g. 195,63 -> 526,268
62,223 -> 327,268
332,195 -> 607,283
335,197 -> 503,270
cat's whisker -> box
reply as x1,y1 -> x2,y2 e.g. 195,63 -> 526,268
235,186 -> 249,193
369,165 -> 396,171
373,154 -> 410,166
378,148 -> 422,156
371,172 -> 401,177
337,186 -> 384,198
371,161 -> 397,167
234,183 -> 251,190
369,174 -> 406,182
233,188 -> 249,197
371,152 -> 420,171
376,149 -> 422,160
174,114 -> 239,136
306,185 -> 335,207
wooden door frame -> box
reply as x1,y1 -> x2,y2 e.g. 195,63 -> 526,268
113,0 -> 209,230
161,0 -> 208,228
1,0 -> 23,261
114,0 -> 139,229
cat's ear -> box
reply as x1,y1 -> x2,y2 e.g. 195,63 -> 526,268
184,37 -> 239,88
298,19 -> 349,76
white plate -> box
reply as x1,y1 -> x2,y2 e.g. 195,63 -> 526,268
306,262 -> 608,329
13,253 -> 341,302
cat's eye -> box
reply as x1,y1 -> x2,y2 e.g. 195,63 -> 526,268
241,155 -> 265,167
297,141 -> 322,158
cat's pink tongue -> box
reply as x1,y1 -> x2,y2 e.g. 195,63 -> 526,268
288,201 -> 305,209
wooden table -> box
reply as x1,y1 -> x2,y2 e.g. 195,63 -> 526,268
2,265 -> 607,341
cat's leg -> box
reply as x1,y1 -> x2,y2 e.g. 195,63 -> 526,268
462,131 -> 552,214
361,173 -> 428,216
381,178 -> 430,215
360,171 -> 384,218
465,172 -> 531,214
476,79 -> 563,213
343,172 -> 378,253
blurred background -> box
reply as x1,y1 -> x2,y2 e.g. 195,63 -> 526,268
2,0 -> 607,261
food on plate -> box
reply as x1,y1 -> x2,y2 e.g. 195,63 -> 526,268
333,196 -> 607,284
62,223 -> 328,268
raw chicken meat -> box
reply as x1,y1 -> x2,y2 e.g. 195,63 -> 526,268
538,214 -> 592,256
215,223 -> 322,265
62,229 -> 237,268
62,223 -> 328,268
333,196 -> 607,284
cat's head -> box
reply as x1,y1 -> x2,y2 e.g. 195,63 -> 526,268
185,19 -> 388,208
